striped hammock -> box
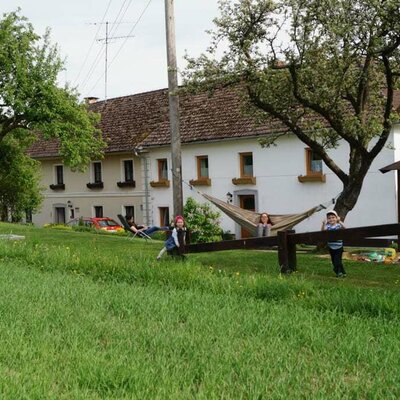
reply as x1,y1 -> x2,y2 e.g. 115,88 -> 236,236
201,193 -> 325,237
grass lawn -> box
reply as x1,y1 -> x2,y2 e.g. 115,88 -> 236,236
0,222 -> 399,399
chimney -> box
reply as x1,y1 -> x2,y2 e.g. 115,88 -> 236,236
84,96 -> 99,105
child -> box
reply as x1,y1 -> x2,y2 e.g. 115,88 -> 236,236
157,215 -> 187,260
257,212 -> 273,237
321,210 -> 346,277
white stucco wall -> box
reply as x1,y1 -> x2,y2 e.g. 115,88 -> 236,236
33,123 -> 399,236
33,154 -> 146,226
149,128 -> 398,236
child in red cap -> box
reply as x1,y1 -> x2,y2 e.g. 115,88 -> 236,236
157,215 -> 187,260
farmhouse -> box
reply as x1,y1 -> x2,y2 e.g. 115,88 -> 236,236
29,86 -> 400,238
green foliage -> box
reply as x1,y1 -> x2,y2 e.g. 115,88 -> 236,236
184,197 -> 223,243
0,138 -> 42,221
0,11 -> 105,170
184,0 -> 400,218
43,223 -> 72,231
1,224 -> 400,397
0,11 -> 106,220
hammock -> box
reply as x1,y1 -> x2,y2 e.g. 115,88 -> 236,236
201,193 -> 326,237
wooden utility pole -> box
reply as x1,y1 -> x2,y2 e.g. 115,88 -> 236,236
164,0 -> 183,217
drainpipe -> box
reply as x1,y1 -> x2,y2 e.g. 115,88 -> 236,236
134,147 -> 151,225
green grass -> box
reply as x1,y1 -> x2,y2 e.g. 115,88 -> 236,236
0,222 -> 400,399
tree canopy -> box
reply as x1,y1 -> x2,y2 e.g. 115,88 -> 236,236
184,0 -> 400,218
0,11 -> 105,220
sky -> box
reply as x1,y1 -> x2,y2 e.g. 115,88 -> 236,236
2,0 -> 221,100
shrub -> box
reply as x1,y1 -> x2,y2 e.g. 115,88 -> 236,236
43,224 -> 72,231
184,197 -> 223,243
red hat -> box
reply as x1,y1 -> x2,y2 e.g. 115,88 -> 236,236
175,215 -> 184,223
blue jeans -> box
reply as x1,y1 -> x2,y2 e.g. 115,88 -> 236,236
142,226 -> 169,236
329,247 -> 346,275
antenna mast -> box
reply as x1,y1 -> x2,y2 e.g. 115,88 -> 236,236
94,22 -> 135,101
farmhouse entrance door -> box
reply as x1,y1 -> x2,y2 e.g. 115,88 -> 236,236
239,194 -> 255,238
54,207 -> 66,224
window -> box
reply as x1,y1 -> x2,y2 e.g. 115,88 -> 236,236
240,153 -> 253,177
298,148 -> 326,183
197,156 -> 209,179
56,165 -> 64,184
159,207 -> 170,226
150,159 -> 170,188
124,205 -> 135,217
50,165 -> 65,190
158,159 -> 168,181
94,206 -> 103,218
306,148 -> 323,175
123,160 -> 134,182
93,162 -> 102,183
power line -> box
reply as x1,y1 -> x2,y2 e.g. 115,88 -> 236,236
79,0 -> 134,93
96,22 -> 135,101
87,0 -> 153,96
73,0 -> 113,86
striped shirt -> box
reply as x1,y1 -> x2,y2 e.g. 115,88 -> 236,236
326,223 -> 343,250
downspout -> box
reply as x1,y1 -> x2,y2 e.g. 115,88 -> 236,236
134,147 -> 151,225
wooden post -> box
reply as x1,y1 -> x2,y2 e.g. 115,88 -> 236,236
164,0 -> 183,217
397,171 -> 400,249
278,230 -> 289,273
286,230 -> 297,271
278,230 -> 296,273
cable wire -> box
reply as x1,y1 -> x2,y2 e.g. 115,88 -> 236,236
86,0 -> 153,95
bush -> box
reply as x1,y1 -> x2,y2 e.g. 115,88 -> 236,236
184,197 -> 223,243
43,224 -> 72,231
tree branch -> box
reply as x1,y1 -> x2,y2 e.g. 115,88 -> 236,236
368,55 -> 394,160
246,84 -> 349,185
288,64 -> 364,151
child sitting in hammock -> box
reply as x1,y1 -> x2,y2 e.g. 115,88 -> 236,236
157,215 -> 187,260
257,212 -> 273,237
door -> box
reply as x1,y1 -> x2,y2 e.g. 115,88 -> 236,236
54,207 -> 66,224
239,195 -> 255,238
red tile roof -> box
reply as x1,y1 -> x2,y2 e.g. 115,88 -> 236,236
28,86 -> 285,158
27,86 -> 400,158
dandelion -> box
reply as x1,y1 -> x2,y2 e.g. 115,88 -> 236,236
235,272 -> 240,276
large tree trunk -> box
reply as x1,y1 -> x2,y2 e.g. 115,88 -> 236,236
334,175 -> 366,221
334,147 -> 374,221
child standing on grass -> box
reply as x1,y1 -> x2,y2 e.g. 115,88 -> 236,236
321,210 -> 346,277
157,215 -> 187,260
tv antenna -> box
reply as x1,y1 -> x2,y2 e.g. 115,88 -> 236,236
92,21 -> 135,101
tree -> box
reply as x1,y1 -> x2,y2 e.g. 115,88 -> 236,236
184,197 -> 223,243
184,0 -> 400,219
0,138 -> 42,221
0,11 -> 105,218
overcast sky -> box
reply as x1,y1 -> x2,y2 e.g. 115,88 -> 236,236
2,0 -> 220,100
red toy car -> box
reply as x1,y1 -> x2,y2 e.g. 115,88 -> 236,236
67,217 -> 123,233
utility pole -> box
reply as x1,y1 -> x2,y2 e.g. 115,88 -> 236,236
164,0 -> 183,217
